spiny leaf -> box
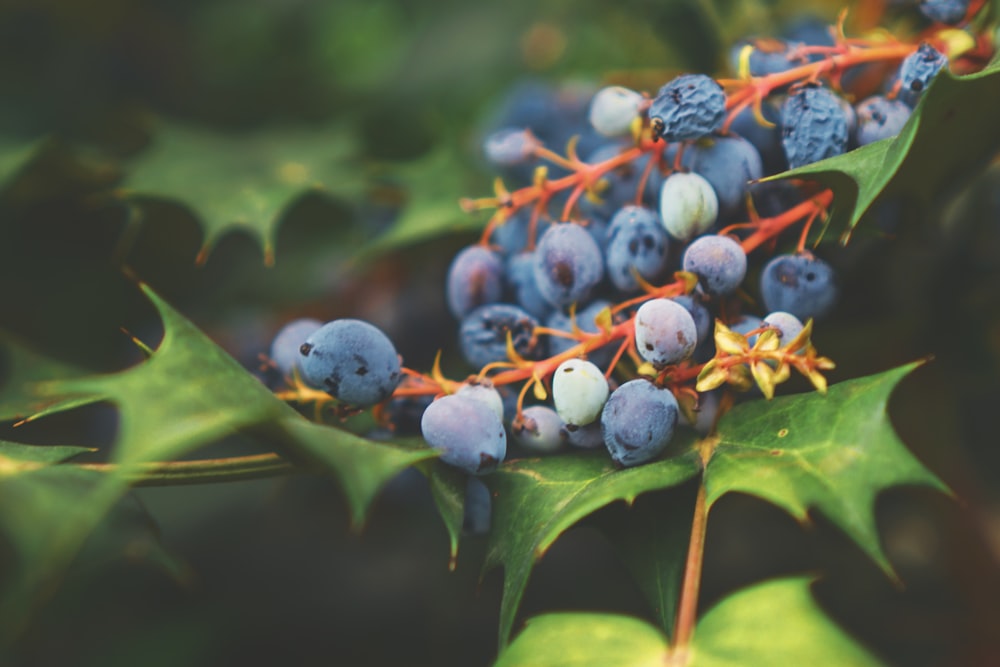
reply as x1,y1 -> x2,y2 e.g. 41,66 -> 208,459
120,122 -> 365,265
494,577 -> 884,666
704,361 -> 948,578
767,54 -> 1000,239
421,459 -> 467,569
485,440 -> 702,646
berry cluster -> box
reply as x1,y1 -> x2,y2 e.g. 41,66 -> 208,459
266,4 -> 990,526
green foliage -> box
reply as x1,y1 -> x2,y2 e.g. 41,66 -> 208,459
122,123 -> 365,265
704,362 -> 949,578
495,577 -> 883,666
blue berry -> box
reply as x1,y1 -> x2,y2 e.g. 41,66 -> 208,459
270,318 -> 322,380
729,38 -> 802,78
682,235 -> 747,296
919,0 -> 970,24
634,298 -> 698,368
683,135 -> 764,217
854,95 -> 911,146
446,245 -> 504,319
421,394 -> 506,474
490,210 -> 550,257
533,223 -> 605,307
763,311 -> 805,344
649,74 -> 727,142
512,406 -> 567,453
760,253 -> 838,321
463,476 -> 492,534
659,172 -> 719,241
506,251 -> 554,320
601,379 -> 679,467
605,206 -> 670,292
589,86 -> 644,137
564,421 -> 605,449
456,379 -> 505,420
459,304 -> 542,370
299,319 -> 402,407
780,84 -> 850,169
898,43 -> 948,106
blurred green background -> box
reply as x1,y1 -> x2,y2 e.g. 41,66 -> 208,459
1,0 -> 999,665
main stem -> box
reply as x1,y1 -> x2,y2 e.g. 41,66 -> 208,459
671,476 -> 709,660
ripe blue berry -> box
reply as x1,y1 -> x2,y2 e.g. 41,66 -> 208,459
763,311 -> 805,344
460,304 -> 542,370
729,38 -> 802,78
855,95 -> 911,145
649,74 -> 727,142
682,235 -> 747,296
506,251 -> 554,320
446,245 -> 505,319
299,319 -> 402,407
659,172 -> 719,241
605,206 -> 670,292
533,223 -> 605,307
780,84 -> 850,169
589,86 -> 644,137
601,379 -> 679,467
729,100 -> 786,174
270,318 -> 322,381
672,295 -> 712,345
760,253 -> 838,321
421,394 -> 506,474
634,298 -> 698,368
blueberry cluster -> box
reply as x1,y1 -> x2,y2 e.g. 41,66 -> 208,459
263,10 -> 960,524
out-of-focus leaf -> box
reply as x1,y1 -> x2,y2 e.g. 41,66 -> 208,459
0,137 -> 43,191
494,612 -> 669,667
769,54 -> 1000,239
494,577 -> 884,666
120,123 -> 365,265
0,332 -> 89,422
693,576 -> 884,666
485,442 -> 702,645
0,440 -> 94,471
705,362 -> 948,578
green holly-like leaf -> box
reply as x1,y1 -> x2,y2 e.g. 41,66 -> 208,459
494,576 -> 884,666
485,441 -> 702,646
768,54 -> 1000,239
421,459 -> 468,569
120,123 -> 365,265
704,362 -> 948,578
355,146 -> 486,263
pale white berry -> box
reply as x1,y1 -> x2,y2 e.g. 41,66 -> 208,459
659,172 -> 719,241
552,359 -> 610,427
589,86 -> 644,137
